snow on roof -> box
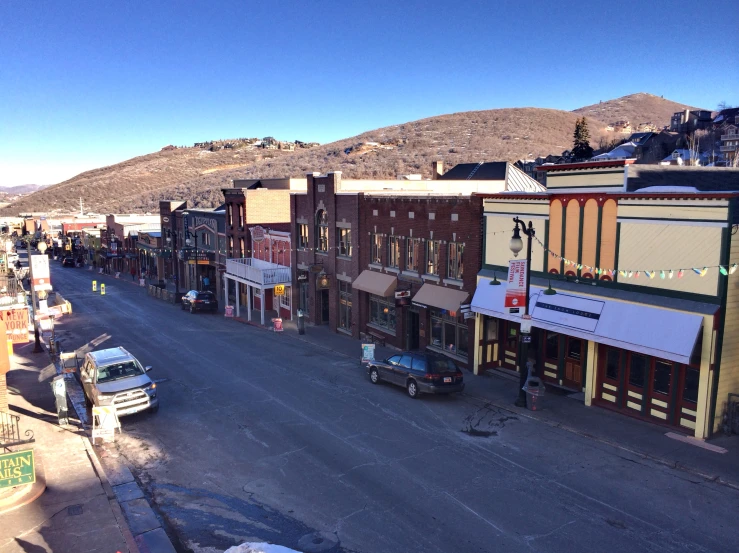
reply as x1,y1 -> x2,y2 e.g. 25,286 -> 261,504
635,186 -> 700,193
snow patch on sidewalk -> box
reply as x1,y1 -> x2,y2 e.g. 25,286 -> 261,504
224,544 -> 302,553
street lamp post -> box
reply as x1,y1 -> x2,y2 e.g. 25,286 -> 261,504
510,217 -> 535,407
186,233 -> 198,291
26,239 -> 48,353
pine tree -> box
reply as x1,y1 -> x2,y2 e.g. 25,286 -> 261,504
572,117 -> 594,161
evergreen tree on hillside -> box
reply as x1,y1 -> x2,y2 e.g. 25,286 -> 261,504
572,117 -> 594,161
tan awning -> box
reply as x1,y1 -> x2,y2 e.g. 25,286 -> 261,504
352,270 -> 397,297
412,283 -> 469,313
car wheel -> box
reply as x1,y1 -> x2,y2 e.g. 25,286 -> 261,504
407,379 -> 420,399
150,404 -> 160,414
369,367 -> 380,384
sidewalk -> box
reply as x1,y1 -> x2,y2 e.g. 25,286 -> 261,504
276,319 -> 739,489
0,343 -> 137,553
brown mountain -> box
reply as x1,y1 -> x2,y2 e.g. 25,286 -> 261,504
2,93 -> 702,215
573,92 -> 699,127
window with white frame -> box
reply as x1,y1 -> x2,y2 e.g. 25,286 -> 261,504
371,233 -> 383,264
388,236 -> 400,268
448,242 -> 464,280
406,238 -> 421,272
337,228 -> 352,257
425,240 -> 440,275
279,286 -> 291,310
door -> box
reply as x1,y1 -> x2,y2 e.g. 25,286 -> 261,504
647,359 -> 674,423
562,337 -> 584,390
596,346 -> 622,406
406,310 -> 420,350
501,321 -> 519,371
393,354 -> 415,385
540,331 -> 561,384
320,289 -> 329,324
382,355 -> 402,382
676,366 -> 700,431
479,316 -> 499,371
623,352 -> 649,414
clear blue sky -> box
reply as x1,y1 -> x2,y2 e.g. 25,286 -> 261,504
1,0 -> 737,187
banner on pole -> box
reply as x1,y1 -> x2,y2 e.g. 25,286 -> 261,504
504,259 -> 528,314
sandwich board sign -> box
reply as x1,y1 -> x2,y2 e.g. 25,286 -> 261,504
91,406 -> 121,444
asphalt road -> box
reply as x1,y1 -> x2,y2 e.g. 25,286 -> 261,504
46,262 -> 737,553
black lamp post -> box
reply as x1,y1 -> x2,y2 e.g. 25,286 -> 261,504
186,233 -> 198,290
510,217 -> 535,407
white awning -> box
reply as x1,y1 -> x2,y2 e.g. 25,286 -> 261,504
471,278 -> 705,364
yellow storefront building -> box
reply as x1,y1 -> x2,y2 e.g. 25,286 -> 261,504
471,160 -> 739,439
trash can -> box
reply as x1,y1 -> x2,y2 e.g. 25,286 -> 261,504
51,374 -> 69,425
523,376 -> 545,411
297,310 -> 306,335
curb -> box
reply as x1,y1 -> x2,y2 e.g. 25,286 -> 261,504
0,457 -> 46,514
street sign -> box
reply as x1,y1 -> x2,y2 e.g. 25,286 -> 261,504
361,344 -> 375,364
274,284 -> 285,296
0,449 -> 35,489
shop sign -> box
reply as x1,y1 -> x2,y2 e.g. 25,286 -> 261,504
316,274 -> 330,289
193,216 -> 217,232
297,273 -> 308,281
250,226 -> 266,243
309,264 -> 323,273
504,259 -> 528,314
274,284 -> 285,296
361,344 -> 375,364
272,318 -> 283,332
0,308 -> 29,344
91,406 -> 120,444
395,289 -> 411,307
0,449 -> 35,489
463,311 -> 476,320
31,255 -> 51,291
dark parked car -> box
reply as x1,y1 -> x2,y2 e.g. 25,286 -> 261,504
62,257 -> 75,267
367,352 -> 465,398
181,290 -> 218,313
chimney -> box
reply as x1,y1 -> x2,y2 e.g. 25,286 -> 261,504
432,161 -> 444,180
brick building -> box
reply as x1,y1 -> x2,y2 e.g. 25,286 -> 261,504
290,163 -> 544,368
221,178 -> 306,325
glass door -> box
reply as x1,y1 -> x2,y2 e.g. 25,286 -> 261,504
676,366 -> 700,431
562,337 -> 584,390
597,346 -> 622,406
647,360 -> 675,423
623,353 -> 649,414
540,331 -> 560,384
479,316 -> 499,371
501,321 -> 519,371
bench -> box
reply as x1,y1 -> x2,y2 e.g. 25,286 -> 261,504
367,330 -> 386,347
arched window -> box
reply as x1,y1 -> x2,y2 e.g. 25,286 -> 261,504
315,210 -> 328,252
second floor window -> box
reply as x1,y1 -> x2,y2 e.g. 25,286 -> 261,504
297,223 -> 309,249
338,228 -> 352,257
388,236 -> 400,268
315,210 -> 328,252
239,237 -> 246,258
238,205 -> 244,228
448,242 -> 464,280
227,205 -> 233,226
406,238 -> 421,272
371,234 -> 383,264
426,240 -> 440,275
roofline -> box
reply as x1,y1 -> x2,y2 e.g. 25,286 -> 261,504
536,159 -> 637,172
476,191 -> 739,201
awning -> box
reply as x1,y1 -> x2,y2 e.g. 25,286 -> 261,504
352,270 -> 397,297
412,283 -> 469,313
471,278 -> 705,364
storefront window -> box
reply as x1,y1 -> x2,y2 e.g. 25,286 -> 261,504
338,281 -> 352,331
629,354 -> 647,388
430,309 -> 468,360
483,317 -> 497,341
369,294 -> 396,331
606,348 -> 620,381
683,368 -> 699,404
653,361 -> 672,395
545,332 -> 559,360
567,339 -> 582,360
280,286 -> 291,310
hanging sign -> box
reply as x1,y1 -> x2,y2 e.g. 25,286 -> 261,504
274,284 -> 285,296
0,308 -> 29,344
250,226 -> 266,243
504,259 -> 528,314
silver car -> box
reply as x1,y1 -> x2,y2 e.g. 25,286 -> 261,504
80,347 -> 159,416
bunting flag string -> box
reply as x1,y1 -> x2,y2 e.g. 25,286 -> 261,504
530,236 -> 738,279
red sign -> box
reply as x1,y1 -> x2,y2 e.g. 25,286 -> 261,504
504,259 -> 528,313
0,308 -> 29,344
272,317 -> 283,332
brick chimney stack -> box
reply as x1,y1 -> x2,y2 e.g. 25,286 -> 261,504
432,161 -> 444,180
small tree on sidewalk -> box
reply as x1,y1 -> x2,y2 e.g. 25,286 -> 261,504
572,117 -> 594,161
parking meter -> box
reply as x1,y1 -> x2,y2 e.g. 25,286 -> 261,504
297,309 -> 305,335
51,374 -> 69,425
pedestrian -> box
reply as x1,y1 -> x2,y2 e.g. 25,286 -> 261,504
130,267 -> 136,281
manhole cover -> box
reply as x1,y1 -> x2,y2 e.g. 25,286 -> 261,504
297,531 -> 339,552
67,505 -> 83,516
